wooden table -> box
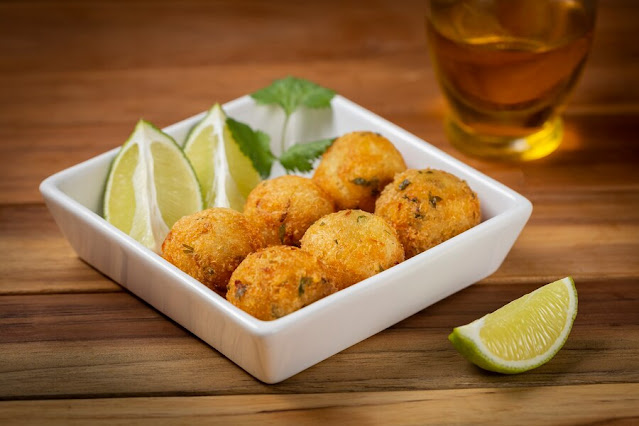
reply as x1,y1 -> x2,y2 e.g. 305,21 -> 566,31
1,0 -> 638,424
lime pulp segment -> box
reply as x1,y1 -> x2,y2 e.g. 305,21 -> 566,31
183,104 -> 261,211
103,120 -> 203,253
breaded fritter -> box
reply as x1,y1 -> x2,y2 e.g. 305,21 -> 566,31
313,131 -> 406,212
226,246 -> 337,321
244,175 -> 335,247
375,169 -> 481,258
300,209 -> 404,290
161,208 -> 265,296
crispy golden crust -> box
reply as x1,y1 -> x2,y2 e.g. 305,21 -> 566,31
312,131 -> 406,212
243,175 -> 335,247
375,169 -> 481,259
300,209 -> 405,290
161,208 -> 265,296
226,246 -> 337,321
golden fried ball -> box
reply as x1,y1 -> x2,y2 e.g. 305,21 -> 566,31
226,246 -> 337,321
300,209 -> 405,290
375,169 -> 481,259
161,208 -> 265,296
243,175 -> 335,247
312,131 -> 407,212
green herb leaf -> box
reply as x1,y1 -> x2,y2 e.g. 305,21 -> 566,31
278,223 -> 286,243
351,177 -> 379,187
398,179 -> 411,190
235,281 -> 247,298
226,117 -> 275,179
429,194 -> 443,208
182,244 -> 194,254
251,76 -> 335,117
279,138 -> 335,173
299,276 -> 312,296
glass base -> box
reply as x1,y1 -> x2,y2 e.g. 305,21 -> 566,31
445,116 -> 563,161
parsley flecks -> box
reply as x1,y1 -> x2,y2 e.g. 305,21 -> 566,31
351,177 -> 368,186
299,276 -> 312,296
251,76 -> 335,117
429,194 -> 443,208
235,281 -> 247,298
271,306 -> 283,319
351,177 -> 379,187
226,117 -> 275,179
402,195 -> 419,203
357,215 -> 367,223
398,179 -> 411,190
279,138 -> 335,173
182,244 -> 194,254
278,223 -> 286,243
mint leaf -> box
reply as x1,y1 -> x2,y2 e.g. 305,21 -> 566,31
279,138 -> 335,173
251,76 -> 335,117
226,117 -> 275,179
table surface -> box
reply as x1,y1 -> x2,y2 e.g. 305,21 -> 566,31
1,0 -> 638,424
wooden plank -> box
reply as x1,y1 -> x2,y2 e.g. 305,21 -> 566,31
0,1 -> 427,72
2,110 -> 638,204
0,383 -> 637,425
0,0 -> 638,205
3,188 -> 638,295
0,280 -> 637,399
0,204 -> 120,295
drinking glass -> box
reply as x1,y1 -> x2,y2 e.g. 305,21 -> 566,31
426,0 -> 596,161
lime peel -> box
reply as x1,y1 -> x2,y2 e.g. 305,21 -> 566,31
449,277 -> 577,374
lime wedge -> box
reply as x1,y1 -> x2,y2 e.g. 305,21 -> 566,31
103,120 -> 203,253
183,104 -> 261,211
449,277 -> 577,374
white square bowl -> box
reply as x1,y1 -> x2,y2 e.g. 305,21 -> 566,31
40,94 -> 532,384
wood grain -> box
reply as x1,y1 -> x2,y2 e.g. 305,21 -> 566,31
0,0 -> 638,423
0,280 -> 637,399
2,190 -> 637,295
1,384 -> 638,425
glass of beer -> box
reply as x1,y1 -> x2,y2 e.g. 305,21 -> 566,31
426,0 -> 596,161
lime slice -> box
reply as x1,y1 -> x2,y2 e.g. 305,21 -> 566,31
183,104 -> 261,211
449,277 -> 577,374
103,120 -> 203,253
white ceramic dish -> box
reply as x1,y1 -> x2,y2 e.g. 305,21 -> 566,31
40,94 -> 532,383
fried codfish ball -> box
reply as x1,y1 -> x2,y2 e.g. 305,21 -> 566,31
226,246 -> 337,321
300,209 -> 404,290
243,175 -> 335,247
375,169 -> 481,259
162,208 -> 265,296
313,131 -> 406,212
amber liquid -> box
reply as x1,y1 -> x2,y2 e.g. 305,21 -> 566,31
426,0 -> 595,159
